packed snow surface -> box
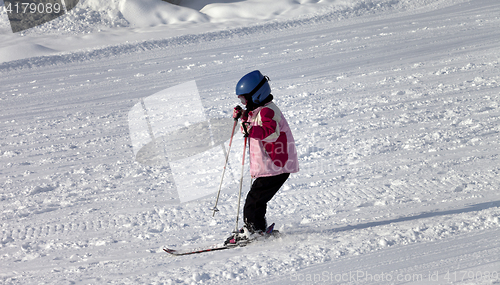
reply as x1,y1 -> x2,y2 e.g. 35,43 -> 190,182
1,0 -> 500,284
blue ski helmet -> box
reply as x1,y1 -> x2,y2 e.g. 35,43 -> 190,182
236,70 -> 271,104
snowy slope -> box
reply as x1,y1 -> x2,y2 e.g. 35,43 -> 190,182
0,0 -> 445,63
1,0 -> 500,284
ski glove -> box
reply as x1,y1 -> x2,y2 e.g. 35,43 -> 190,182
242,121 -> 252,137
233,106 -> 243,120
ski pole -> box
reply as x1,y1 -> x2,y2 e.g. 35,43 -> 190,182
212,119 -> 238,216
212,106 -> 243,216
234,135 -> 247,233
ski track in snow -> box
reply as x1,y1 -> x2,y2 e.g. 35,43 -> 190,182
1,0 -> 500,284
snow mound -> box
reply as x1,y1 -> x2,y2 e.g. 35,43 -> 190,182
0,0 -> 452,64
0,0 -> 207,34
118,0 -> 208,26
0,43 -> 56,63
0,0 -> 415,35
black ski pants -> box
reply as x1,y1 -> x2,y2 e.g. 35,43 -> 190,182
243,173 -> 290,232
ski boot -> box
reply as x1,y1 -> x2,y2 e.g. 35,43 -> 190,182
224,225 -> 252,246
224,223 -> 271,246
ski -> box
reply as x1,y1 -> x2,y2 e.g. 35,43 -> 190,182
164,223 -> 279,256
164,239 -> 254,256
163,245 -> 231,256
164,235 -> 257,256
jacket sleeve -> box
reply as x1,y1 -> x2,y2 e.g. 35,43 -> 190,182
249,107 -> 279,142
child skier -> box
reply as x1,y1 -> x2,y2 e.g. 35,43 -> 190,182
225,70 -> 299,245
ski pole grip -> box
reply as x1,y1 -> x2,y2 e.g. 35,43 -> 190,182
233,105 -> 243,121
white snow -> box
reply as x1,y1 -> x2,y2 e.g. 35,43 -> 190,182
1,0 -> 500,284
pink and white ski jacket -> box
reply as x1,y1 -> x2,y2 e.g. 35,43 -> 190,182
243,102 -> 299,178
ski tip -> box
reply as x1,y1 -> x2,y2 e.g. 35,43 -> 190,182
163,248 -> 176,254
265,223 -> 275,234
